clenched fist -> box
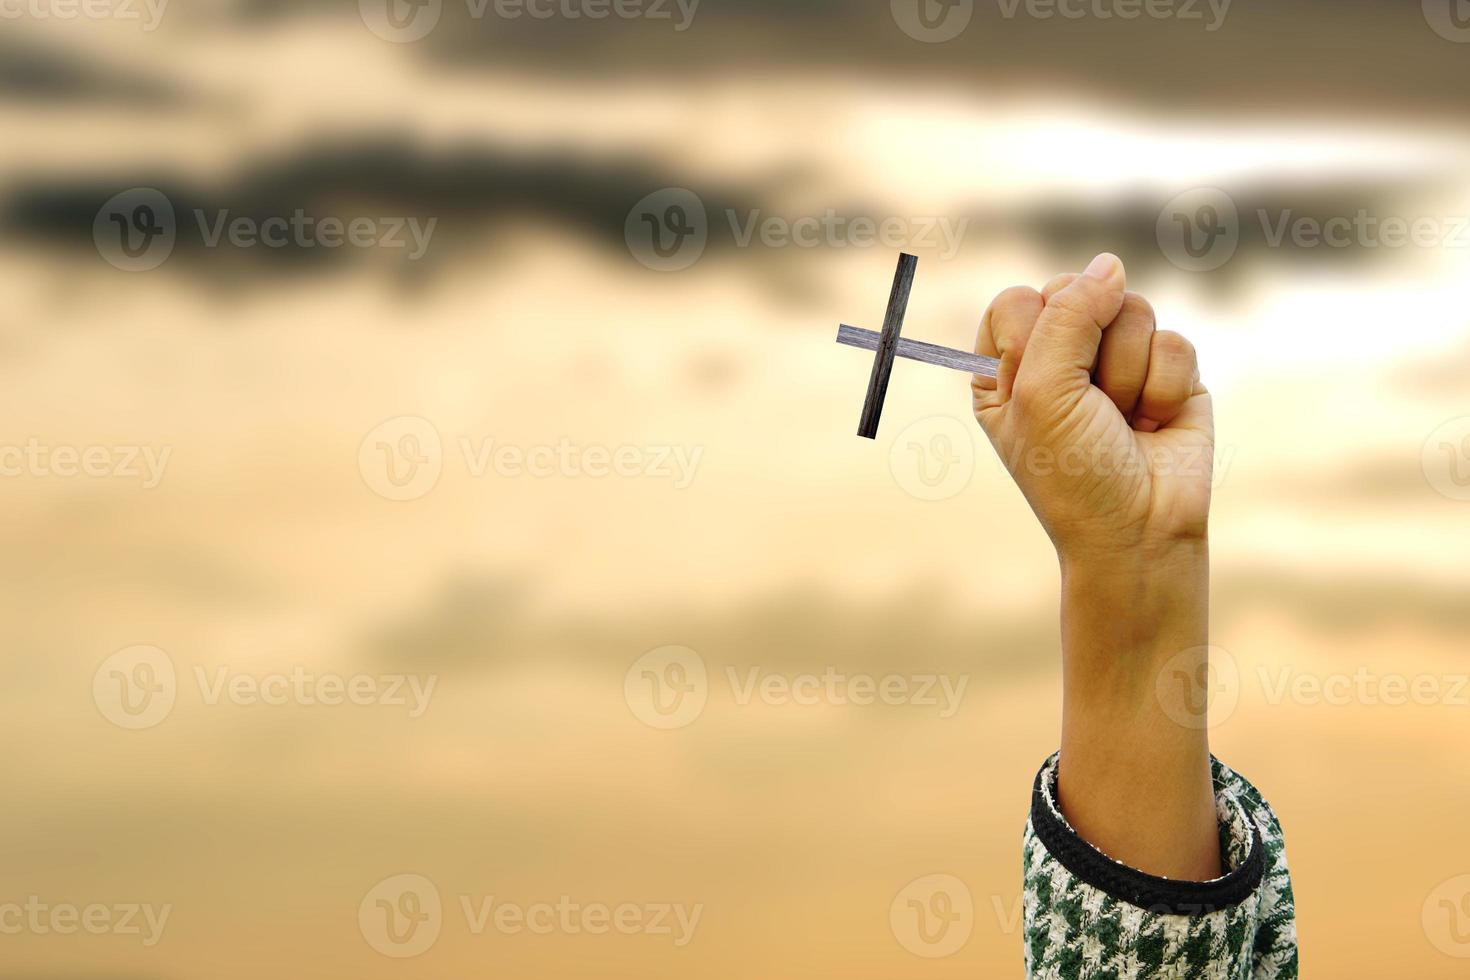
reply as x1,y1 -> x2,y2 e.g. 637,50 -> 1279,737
971,253 -> 1212,564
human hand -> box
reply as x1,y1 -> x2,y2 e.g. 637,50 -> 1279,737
971,253 -> 1212,566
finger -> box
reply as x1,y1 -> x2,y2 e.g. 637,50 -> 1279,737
1167,378 -> 1213,440
1094,292 -> 1156,419
1133,330 -> 1198,433
1040,273 -> 1078,302
973,285 -> 1043,408
1016,253 -> 1128,402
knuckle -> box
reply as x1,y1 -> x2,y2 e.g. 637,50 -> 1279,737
993,285 -> 1043,318
1042,273 -> 1078,299
1117,292 -> 1156,325
1046,284 -> 1102,323
1153,329 -> 1195,363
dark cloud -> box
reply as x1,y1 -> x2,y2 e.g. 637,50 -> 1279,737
0,36 -> 183,105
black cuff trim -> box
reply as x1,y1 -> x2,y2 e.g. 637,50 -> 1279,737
1030,762 -> 1264,916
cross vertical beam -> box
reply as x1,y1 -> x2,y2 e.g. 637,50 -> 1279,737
856,252 -> 917,439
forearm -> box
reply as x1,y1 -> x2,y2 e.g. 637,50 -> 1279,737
1056,538 -> 1221,881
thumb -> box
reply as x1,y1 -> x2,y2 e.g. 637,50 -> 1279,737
1017,252 -> 1128,395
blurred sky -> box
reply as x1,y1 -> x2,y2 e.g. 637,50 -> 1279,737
2,1 -> 1469,977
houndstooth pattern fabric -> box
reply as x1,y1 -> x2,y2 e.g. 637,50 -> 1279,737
1023,755 -> 1298,979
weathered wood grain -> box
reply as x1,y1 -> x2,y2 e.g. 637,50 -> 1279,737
837,324 -> 999,379
856,253 -> 917,440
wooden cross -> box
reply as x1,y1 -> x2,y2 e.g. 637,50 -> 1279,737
838,253 -> 1000,439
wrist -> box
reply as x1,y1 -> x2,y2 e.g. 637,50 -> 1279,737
1057,537 -> 1210,720
1059,536 -> 1208,647
1056,527 -> 1208,577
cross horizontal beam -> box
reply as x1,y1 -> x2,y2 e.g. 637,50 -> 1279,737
836,324 -> 999,380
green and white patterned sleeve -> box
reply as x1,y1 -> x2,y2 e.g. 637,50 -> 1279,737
1022,754 -> 1298,979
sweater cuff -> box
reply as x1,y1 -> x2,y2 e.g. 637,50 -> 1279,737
1028,753 -> 1265,916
